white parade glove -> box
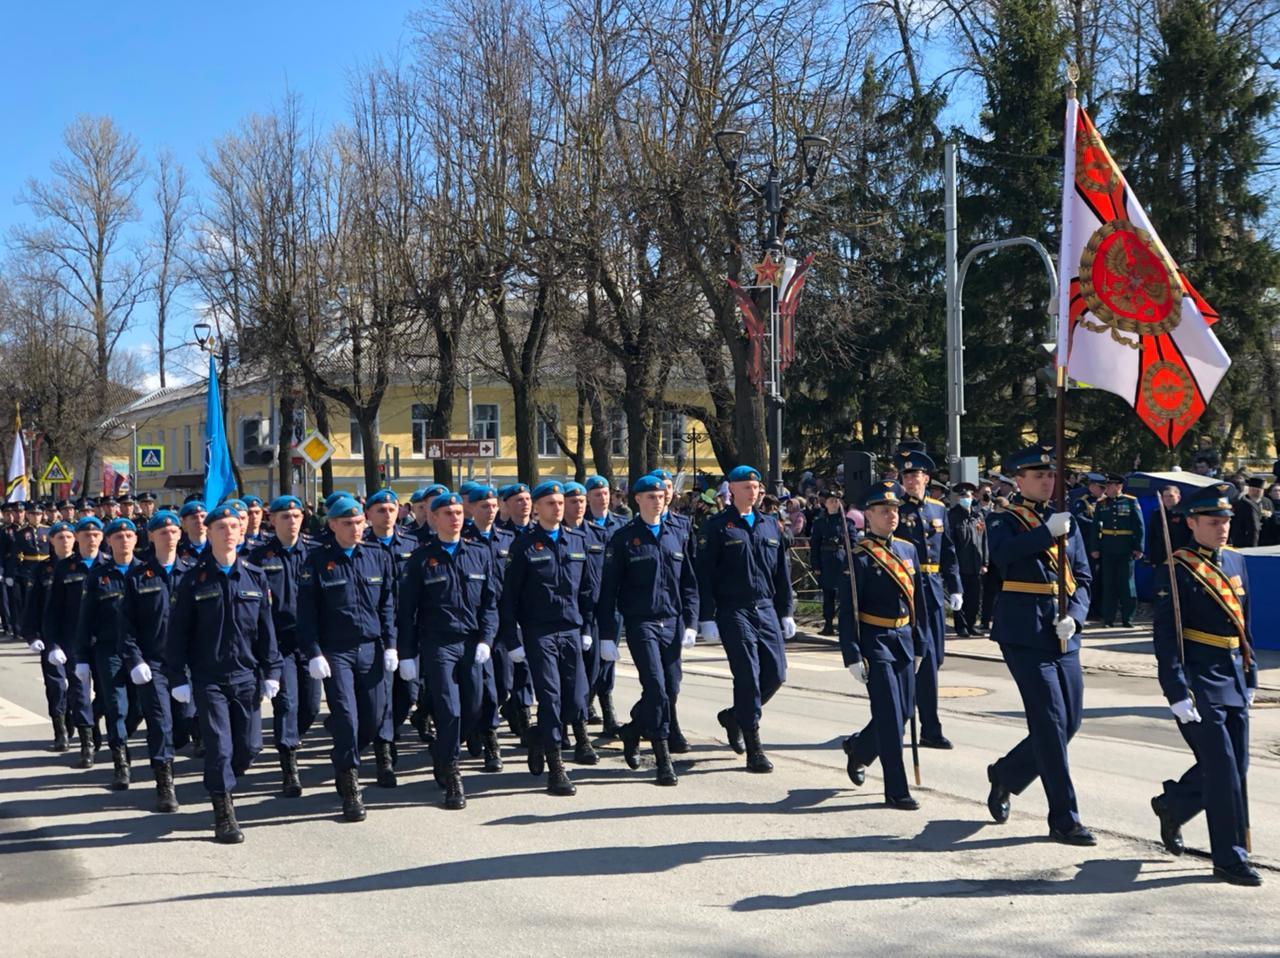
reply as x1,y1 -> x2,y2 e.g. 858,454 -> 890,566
74,662 -> 91,684
599,639 -> 619,662
1054,616 -> 1077,643
581,633 -> 593,651
399,658 -> 419,682
849,662 -> 868,686
1246,689 -> 1255,708
781,616 -> 797,639
510,645 -> 527,664
263,678 -> 281,699
699,620 -> 719,641
682,628 -> 697,648
28,639 -> 45,654
129,662 -> 153,685
383,648 -> 399,673
1170,698 -> 1201,724
474,643 -> 492,666
56,676 -> 68,691
1046,512 -> 1071,538
48,645 -> 67,666
308,655 -> 331,680
4,577 -> 12,587
171,683 -> 192,704
948,593 -> 964,612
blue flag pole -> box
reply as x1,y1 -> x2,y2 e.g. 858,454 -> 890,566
203,351 -> 235,507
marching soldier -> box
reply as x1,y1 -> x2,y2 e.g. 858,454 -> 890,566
168,502 -> 282,843
241,496 -> 267,548
498,483 -> 534,536
584,475 -> 626,734
983,444 -> 1096,845
1149,482 -> 1262,885
695,465 -> 795,773
947,482 -> 987,636
839,481 -> 927,809
176,500 -> 210,563
563,481 -> 613,748
407,484 -> 448,545
1090,473 -> 1144,627
809,489 -> 857,637
23,520 -> 77,751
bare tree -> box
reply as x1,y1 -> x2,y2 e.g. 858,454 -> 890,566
151,150 -> 191,389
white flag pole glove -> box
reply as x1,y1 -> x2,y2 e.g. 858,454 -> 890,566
129,662 -> 153,685
1054,616 -> 1077,643
599,639 -> 619,662
510,645 -> 527,664
383,648 -> 399,674
699,620 -> 719,641
580,633 -> 593,651
1170,697 -> 1201,724
474,643 -> 492,666
171,683 -> 192,704
28,639 -> 45,654
848,662 -> 868,686
48,645 -> 67,666
74,662 -> 91,685
781,616 -> 797,639
948,593 -> 964,612
399,658 -> 419,682
263,678 -> 281,699
682,628 -> 697,648
1046,512 -> 1072,538
308,655 -> 331,681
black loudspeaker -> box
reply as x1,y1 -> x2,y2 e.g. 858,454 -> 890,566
843,451 -> 876,504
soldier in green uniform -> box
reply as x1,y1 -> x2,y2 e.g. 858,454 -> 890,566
1089,473 -> 1144,628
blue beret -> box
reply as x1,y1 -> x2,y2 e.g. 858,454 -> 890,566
204,503 -> 240,526
221,498 -> 247,512
531,481 -> 563,501
649,469 -> 674,482
75,517 -> 103,532
146,510 -> 181,532
366,488 -> 399,507
632,475 -> 663,494
502,483 -> 530,501
323,491 -> 352,508
1184,482 -> 1236,517
242,496 -> 264,508
585,475 -> 609,491
326,496 -> 362,519
178,500 -> 206,518
410,484 -> 448,504
467,484 -> 498,504
458,481 -> 481,496
104,518 -> 137,537
49,520 -> 74,536
895,450 -> 936,473
1002,443 -> 1056,475
269,495 -> 303,512
727,465 -> 762,483
431,492 -> 463,512
563,482 -> 587,497
861,480 -> 905,510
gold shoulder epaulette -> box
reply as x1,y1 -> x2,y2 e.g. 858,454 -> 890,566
925,496 -> 944,506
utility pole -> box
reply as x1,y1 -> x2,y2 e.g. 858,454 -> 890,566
944,144 -> 961,474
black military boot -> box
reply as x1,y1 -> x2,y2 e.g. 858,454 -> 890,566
598,691 -> 622,737
279,747 -> 303,798
1150,795 -> 1184,855
211,792 -> 244,844
667,701 -> 689,754
717,708 -> 745,754
154,761 -> 179,813
190,721 -> 205,758
338,768 -> 366,822
619,722 -> 642,770
546,747 -> 577,797
52,714 -> 69,752
742,725 -> 773,774
466,731 -> 483,758
110,746 -> 131,790
586,693 -> 602,725
502,699 -> 527,740
444,763 -> 466,811
986,763 -> 1011,824
91,719 -> 102,752
76,725 -> 93,768
653,738 -> 678,787
482,728 -> 503,772
842,733 -> 865,786
572,720 -> 599,765
375,741 -> 397,788
525,725 -> 545,776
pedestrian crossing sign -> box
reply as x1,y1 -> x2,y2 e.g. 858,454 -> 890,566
137,446 -> 165,472
40,456 -> 70,483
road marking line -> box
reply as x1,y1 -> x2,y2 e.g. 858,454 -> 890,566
0,695 -> 49,727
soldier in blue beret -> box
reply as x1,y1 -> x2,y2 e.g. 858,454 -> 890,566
177,500 -> 209,564
1149,482 -> 1262,885
499,483 -> 534,536
22,519 -> 77,752
579,477 -> 629,735
561,481 -> 610,759
695,465 -> 795,773
983,444 -> 1096,846
242,496 -> 267,548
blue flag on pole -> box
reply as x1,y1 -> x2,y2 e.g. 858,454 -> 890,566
203,352 -> 235,507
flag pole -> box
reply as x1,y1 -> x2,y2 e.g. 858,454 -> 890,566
1055,66 -> 1080,649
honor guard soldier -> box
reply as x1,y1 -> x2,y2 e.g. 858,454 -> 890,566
1150,483 -> 1262,885
501,481 -> 600,796
177,500 -> 210,563
499,483 -> 535,536
984,444 -> 1096,846
596,474 -> 699,786
893,451 -> 963,749
168,502 -> 282,844
297,495 -> 398,822
397,493 -> 499,809
563,481 -> 615,746
839,481 -> 927,809
75,517 -> 144,789
583,475 -> 627,734
120,511 -> 192,812
249,495 -> 316,798
1090,473 -> 1144,627
23,520 -> 77,751
695,465 -> 795,773
808,489 -> 858,636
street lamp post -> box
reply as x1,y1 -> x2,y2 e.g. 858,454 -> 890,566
713,128 -> 830,495
682,427 -> 706,484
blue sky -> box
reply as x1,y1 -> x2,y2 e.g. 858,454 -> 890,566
0,1 -> 420,385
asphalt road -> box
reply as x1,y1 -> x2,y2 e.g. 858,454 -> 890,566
1,633 -> 1276,957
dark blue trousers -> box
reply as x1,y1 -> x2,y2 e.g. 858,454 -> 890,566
423,639 -> 485,766
137,666 -> 176,765
524,629 -> 588,750
1162,702 -> 1250,869
624,618 -> 683,740
493,642 -> 534,709
194,676 -> 262,794
586,615 -> 620,696
387,671 -> 421,738
850,656 -> 915,799
39,646 -> 69,718
915,592 -> 946,740
93,644 -> 130,750
272,647 -> 323,750
717,602 -> 787,729
321,642 -> 386,772
63,645 -> 94,728
992,644 -> 1084,833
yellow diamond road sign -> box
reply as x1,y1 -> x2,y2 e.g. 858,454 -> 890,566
298,430 -> 334,469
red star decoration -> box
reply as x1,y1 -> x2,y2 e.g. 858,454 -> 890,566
753,255 -> 782,286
